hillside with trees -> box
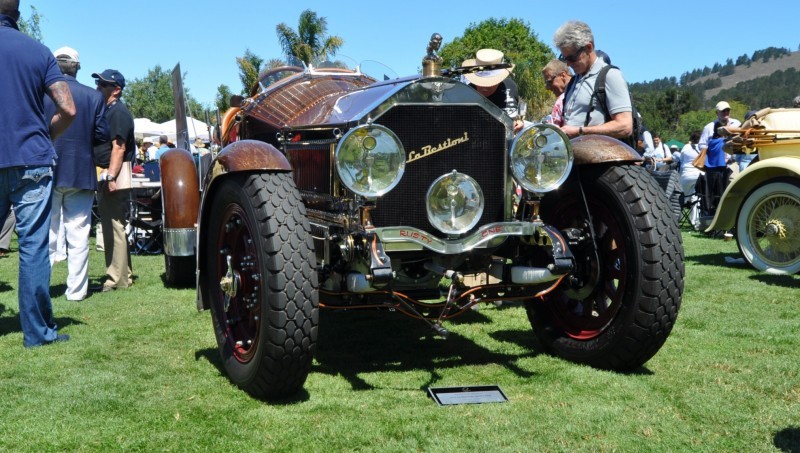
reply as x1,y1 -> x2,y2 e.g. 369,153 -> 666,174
630,47 -> 800,141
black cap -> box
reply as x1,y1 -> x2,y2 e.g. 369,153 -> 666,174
91,69 -> 126,89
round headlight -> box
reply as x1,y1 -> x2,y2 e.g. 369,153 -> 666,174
510,124 -> 573,194
335,124 -> 405,198
426,170 -> 484,235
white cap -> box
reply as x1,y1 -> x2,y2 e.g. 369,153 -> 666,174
53,46 -> 79,63
715,101 -> 731,112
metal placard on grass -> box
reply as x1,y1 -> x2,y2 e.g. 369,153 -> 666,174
428,385 -> 508,406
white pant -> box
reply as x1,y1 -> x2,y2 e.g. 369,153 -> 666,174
50,187 -> 94,300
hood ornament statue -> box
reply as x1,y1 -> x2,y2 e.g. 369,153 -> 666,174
422,33 -> 443,77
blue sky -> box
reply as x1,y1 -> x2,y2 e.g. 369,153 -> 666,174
31,0 -> 800,107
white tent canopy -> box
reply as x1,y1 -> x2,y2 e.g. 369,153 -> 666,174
133,118 -> 163,140
158,117 -> 211,142
133,116 -> 212,142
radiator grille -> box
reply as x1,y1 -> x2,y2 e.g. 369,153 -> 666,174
287,144 -> 331,194
373,105 -> 507,237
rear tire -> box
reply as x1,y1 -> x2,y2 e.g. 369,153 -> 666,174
528,164 -> 683,370
164,255 -> 195,287
205,173 -> 318,398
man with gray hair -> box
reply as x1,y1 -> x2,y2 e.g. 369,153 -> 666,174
553,20 -> 632,140
155,134 -> 171,159
541,59 -> 572,126
793,95 -> 800,108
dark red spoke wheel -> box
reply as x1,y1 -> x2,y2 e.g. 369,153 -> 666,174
214,206 -> 262,363
545,197 -> 627,340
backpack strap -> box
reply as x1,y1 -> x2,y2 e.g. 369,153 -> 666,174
583,65 -> 616,127
561,75 -> 578,118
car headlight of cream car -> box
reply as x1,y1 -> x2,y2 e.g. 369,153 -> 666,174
510,123 -> 573,194
335,124 -> 405,198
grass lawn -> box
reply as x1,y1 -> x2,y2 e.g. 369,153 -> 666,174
1,230 -> 799,451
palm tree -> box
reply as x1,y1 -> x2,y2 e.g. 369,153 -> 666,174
236,49 -> 263,95
276,10 -> 343,67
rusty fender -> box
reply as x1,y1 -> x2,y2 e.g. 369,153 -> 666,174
207,139 -> 291,182
196,140 -> 292,310
160,148 -> 200,257
570,135 -> 642,164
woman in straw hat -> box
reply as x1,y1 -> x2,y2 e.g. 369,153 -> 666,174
462,49 -> 524,133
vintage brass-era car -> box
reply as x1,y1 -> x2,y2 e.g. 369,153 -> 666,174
707,108 -> 800,274
160,37 -> 684,398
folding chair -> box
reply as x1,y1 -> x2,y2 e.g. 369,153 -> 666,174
679,191 -> 701,229
129,187 -> 163,255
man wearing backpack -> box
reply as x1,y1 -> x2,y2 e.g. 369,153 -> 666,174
553,20 -> 634,143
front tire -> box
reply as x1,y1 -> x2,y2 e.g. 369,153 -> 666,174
736,181 -> 800,274
528,164 -> 683,371
205,173 -> 318,398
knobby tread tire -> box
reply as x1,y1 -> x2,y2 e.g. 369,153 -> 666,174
207,173 -> 318,399
529,164 -> 684,371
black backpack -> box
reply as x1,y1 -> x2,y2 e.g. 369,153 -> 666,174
564,64 -> 643,148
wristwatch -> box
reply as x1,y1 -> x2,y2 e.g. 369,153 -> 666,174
105,174 -> 116,182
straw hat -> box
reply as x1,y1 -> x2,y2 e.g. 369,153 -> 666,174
461,49 -> 515,87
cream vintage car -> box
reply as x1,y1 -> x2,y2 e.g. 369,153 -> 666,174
707,108 -> 800,274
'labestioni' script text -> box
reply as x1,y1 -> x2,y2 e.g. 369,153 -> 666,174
406,132 -> 469,163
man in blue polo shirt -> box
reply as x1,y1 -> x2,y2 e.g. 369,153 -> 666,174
46,46 -> 110,301
0,0 -> 77,347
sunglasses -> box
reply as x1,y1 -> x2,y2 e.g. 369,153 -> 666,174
558,46 -> 586,63
544,76 -> 556,86
95,81 -> 118,88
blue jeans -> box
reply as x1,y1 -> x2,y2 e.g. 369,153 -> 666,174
0,166 -> 58,347
736,154 -> 756,172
